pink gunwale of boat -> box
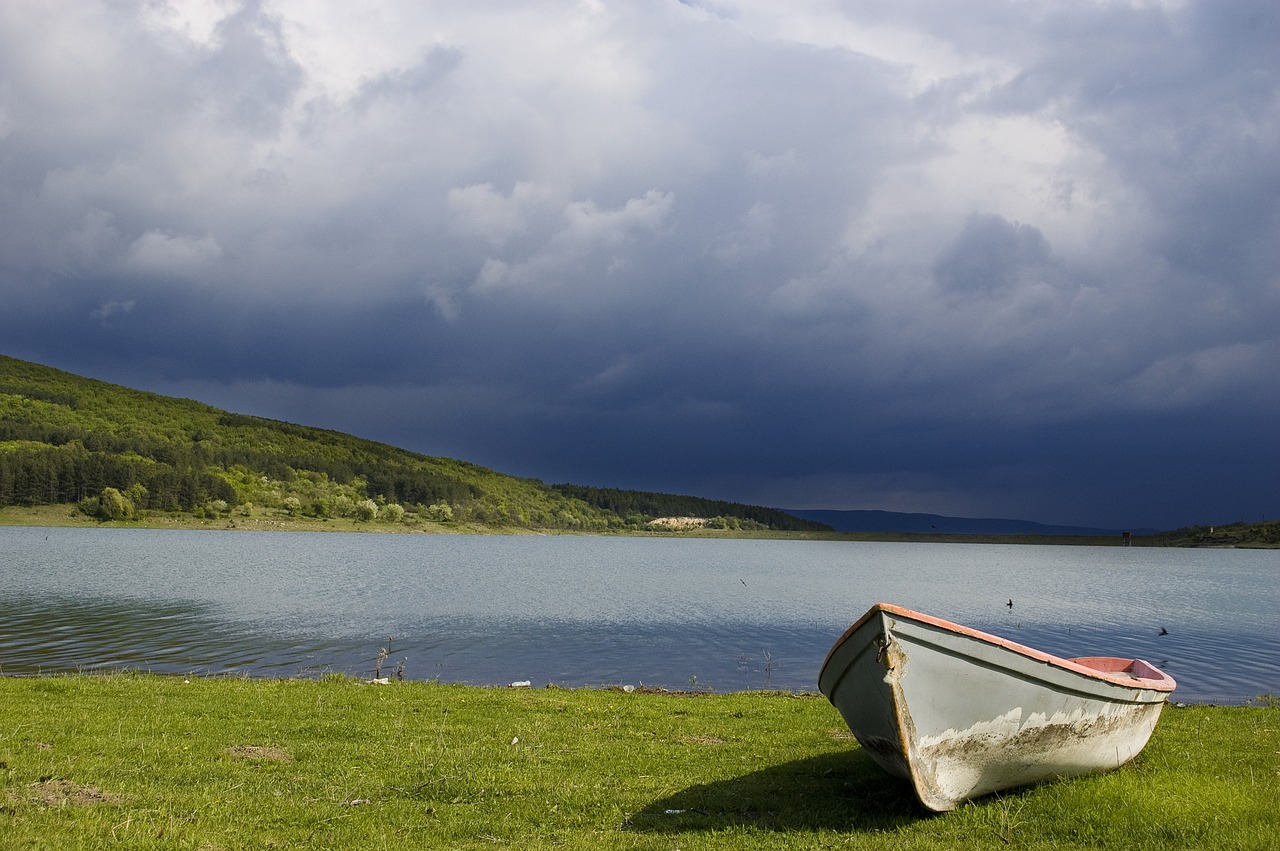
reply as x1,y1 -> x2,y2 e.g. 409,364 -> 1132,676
818,603 -> 1176,812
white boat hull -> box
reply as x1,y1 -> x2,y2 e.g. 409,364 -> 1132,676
819,604 -> 1176,811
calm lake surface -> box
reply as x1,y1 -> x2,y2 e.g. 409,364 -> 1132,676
1,527 -> 1275,703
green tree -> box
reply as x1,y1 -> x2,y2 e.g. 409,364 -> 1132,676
97,487 -> 134,521
425,501 -> 454,522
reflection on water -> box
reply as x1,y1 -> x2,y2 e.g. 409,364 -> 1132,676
0,596 -> 338,677
0,591 -> 835,690
0,527 -> 1275,702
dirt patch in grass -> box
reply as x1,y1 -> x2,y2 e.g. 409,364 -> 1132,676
23,779 -> 122,807
227,745 -> 293,762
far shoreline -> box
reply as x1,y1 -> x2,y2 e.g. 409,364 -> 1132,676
0,502 -> 1173,546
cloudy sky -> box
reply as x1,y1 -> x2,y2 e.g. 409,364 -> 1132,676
1,0 -> 1276,530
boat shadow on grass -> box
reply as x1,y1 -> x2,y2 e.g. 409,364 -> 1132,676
625,749 -> 933,834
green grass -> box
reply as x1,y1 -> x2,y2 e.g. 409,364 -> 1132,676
0,676 -> 1276,849
0,502 -> 513,535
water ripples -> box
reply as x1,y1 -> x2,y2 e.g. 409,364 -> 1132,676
1,528 -> 1275,702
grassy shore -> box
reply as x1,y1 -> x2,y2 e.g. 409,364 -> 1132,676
0,503 -> 506,535
1,675 -> 1275,850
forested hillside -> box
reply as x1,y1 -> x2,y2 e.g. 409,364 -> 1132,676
0,355 -> 828,533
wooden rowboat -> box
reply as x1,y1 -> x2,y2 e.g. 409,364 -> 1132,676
818,603 -> 1176,811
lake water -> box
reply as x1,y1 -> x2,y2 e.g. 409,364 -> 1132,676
1,527 -> 1275,703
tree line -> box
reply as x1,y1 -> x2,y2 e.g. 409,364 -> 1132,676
0,442 -> 235,511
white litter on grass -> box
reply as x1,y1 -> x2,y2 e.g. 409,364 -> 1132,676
509,680 -> 532,688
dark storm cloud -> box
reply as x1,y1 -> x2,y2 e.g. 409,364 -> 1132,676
1,0 -> 1276,529
932,214 -> 1060,294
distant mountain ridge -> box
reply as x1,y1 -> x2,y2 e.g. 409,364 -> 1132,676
783,508 -> 1156,537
